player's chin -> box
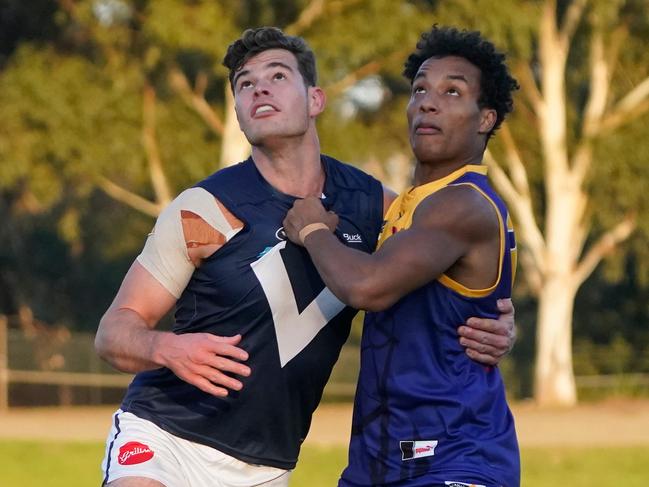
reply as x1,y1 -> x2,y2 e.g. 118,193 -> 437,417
412,145 -> 445,164
245,126 -> 281,143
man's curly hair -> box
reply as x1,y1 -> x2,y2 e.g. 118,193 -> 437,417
403,26 -> 519,140
223,27 -> 317,90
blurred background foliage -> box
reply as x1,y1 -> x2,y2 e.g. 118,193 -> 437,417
1,0 -> 648,399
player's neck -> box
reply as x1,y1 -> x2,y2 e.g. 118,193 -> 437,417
251,136 -> 325,198
413,155 -> 482,186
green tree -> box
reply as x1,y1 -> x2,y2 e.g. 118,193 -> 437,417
3,1 -> 648,409
436,0 -> 649,405
0,0 -> 433,330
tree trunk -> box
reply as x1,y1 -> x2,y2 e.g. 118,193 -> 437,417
220,84 -> 250,167
534,274 -> 577,406
531,0 -> 581,406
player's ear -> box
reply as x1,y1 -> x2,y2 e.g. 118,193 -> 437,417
308,86 -> 326,117
478,108 -> 497,134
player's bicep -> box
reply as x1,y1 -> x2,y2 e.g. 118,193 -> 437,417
372,221 -> 465,292
370,190 -> 479,292
136,197 -> 196,299
108,260 -> 178,327
137,187 -> 243,298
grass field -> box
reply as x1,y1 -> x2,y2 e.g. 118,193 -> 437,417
2,440 -> 649,486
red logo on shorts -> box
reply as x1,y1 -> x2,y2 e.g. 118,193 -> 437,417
118,441 -> 154,465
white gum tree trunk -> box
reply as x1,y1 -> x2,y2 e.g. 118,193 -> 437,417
535,275 -> 578,404
487,0 -> 643,406
220,85 -> 251,167
534,3 -> 579,405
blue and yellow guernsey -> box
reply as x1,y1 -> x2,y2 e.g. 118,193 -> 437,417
340,165 -> 520,487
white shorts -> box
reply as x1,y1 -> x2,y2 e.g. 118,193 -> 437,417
101,410 -> 291,487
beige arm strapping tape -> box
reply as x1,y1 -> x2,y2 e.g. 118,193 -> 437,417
136,187 -> 242,299
298,222 -> 330,245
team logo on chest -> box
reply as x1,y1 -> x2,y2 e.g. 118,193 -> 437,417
257,227 -> 288,258
342,232 -> 363,244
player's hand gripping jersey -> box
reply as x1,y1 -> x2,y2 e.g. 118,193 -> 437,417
120,156 -> 384,469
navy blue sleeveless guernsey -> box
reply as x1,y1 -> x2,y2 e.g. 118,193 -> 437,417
121,156 -> 383,469
340,165 -> 520,487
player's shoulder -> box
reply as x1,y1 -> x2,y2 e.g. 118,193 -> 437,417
196,158 -> 253,189
156,187 -> 220,219
416,184 -> 499,234
158,187 -> 242,233
170,186 -> 217,207
193,158 -> 270,209
322,154 -> 381,193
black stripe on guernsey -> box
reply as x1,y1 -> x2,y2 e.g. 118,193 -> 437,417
102,412 -> 122,487
281,243 -> 327,313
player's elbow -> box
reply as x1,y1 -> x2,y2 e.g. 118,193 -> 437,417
94,320 -> 132,373
342,279 -> 397,313
94,317 -> 111,361
94,311 -> 122,365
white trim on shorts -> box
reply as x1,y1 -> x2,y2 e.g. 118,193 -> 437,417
101,409 -> 291,487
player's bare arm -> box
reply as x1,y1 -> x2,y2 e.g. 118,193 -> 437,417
459,298 -> 516,364
382,184 -> 515,364
283,185 -> 500,312
95,190 -> 251,397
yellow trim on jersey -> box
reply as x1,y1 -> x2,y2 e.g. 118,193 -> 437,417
437,182 -> 505,298
377,165 -> 488,249
376,165 -> 508,298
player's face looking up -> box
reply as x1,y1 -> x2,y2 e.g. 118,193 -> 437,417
233,48 -> 325,147
407,56 -> 496,167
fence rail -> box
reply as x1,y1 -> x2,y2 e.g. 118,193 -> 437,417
7,369 -> 133,388
575,373 -> 649,388
0,320 -> 363,409
1,319 -> 648,409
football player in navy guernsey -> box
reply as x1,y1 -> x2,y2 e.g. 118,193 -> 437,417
284,26 -> 521,487
95,27 -> 517,487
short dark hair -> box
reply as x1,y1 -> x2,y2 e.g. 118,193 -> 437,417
403,26 -> 519,140
223,27 -> 317,90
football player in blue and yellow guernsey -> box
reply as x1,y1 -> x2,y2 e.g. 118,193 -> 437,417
284,26 -> 521,487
